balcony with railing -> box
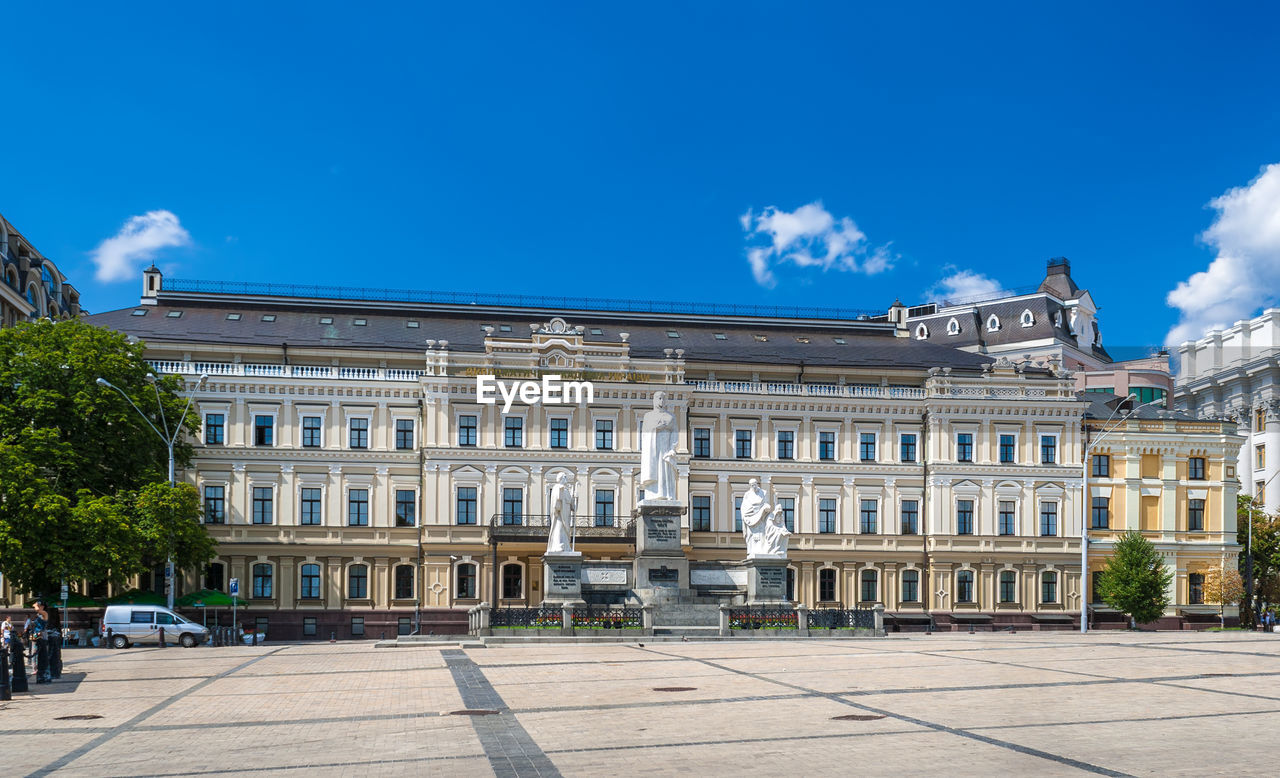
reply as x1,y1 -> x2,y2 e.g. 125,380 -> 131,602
688,380 -> 926,400
148,360 -> 425,382
489,513 -> 636,543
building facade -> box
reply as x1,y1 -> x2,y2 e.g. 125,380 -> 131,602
0,212 -> 83,327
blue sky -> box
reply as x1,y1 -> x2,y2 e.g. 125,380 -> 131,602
4,3 -> 1280,350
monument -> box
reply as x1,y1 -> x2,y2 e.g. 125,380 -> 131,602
634,391 -> 687,590
542,473 -> 584,603
738,478 -> 790,603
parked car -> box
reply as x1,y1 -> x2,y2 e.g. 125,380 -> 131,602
101,605 -> 209,648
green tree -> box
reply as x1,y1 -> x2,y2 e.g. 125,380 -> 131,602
1098,531 -> 1173,626
1203,567 -> 1245,629
1237,494 -> 1280,625
0,319 -> 211,596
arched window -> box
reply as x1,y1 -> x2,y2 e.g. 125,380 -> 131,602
300,563 -> 321,599
205,562 -> 226,592
999,570 -> 1017,603
915,323 -> 929,340
956,570 -> 975,603
252,563 -> 273,599
901,569 -> 920,603
348,564 -> 368,599
501,563 -> 523,599
859,568 -> 879,603
456,563 -> 477,599
986,314 -> 1000,332
1041,571 -> 1058,603
394,565 -> 415,600
818,568 -> 837,602
946,318 -> 960,335
1020,309 -> 1035,327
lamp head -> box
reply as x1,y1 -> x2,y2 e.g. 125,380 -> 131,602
144,373 -> 157,384
198,372 -> 210,383
95,377 -> 110,387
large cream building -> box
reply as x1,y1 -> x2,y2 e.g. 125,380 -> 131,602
56,267 -> 1241,638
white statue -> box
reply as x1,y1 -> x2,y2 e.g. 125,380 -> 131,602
546,473 -> 578,555
638,391 -> 678,502
740,478 -> 790,558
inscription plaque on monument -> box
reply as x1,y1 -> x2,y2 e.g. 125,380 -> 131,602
550,564 -> 579,592
542,553 -> 583,602
756,565 -> 785,596
648,566 -> 679,585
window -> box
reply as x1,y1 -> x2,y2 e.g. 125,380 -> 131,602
205,562 -> 225,592
860,500 -> 878,534
999,434 -> 1016,464
957,570 -> 975,603
902,570 -> 920,603
302,416 -> 322,448
456,563 -> 477,599
735,429 -> 753,459
1040,435 -> 1057,464
131,308 -> 148,316
714,332 -> 727,340
1188,498 -> 1205,531
549,418 -> 569,448
819,568 -> 837,602
900,434 -> 917,463
947,318 -> 960,335
915,324 -> 928,340
1040,502 -> 1058,536
956,499 -> 974,534
666,330 -> 680,338
300,487 -> 322,525
300,564 -> 321,599
998,500 -> 1016,535
348,489 -> 369,526
166,310 -> 183,318
501,564 -> 523,599
901,500 -> 919,534
956,433 -> 973,462
205,413 -> 225,445
394,565 -> 414,600
1258,481 -> 1266,504
395,419 -> 415,450
1258,407 -> 1267,431
353,318 -> 367,326
594,489 -> 615,527
595,419 -> 613,450
502,488 -> 523,525
349,418 -> 369,449
1189,572 -> 1204,605
777,430 -> 795,459
693,427 -> 711,458
458,415 -> 477,447
1256,445 -> 1266,470
348,565 -> 368,599
1041,572 -> 1058,604
1020,309 -> 1034,327
833,337 -> 846,345
252,564 -> 273,598
795,336 -> 810,344
819,431 -> 836,461
786,568 -> 796,601
999,570 -> 1016,603
203,485 -> 225,524
1133,386 -> 1166,407
456,487 -> 477,525
778,497 -> 795,532
859,433 -> 876,462
319,316 -> 333,325
819,498 -> 837,534
252,487 -> 273,524
254,415 -> 274,446
734,496 -> 743,533
987,315 -> 1000,332
1092,570 -> 1104,603
1092,454 -> 1110,478
504,416 -> 524,448
753,334 -> 767,342
860,569 -> 878,602
303,617 -> 317,637
395,490 -> 416,527
691,495 -> 711,532
261,314 -> 276,322
1091,497 -> 1110,529
407,320 -> 420,329
351,616 -> 365,636
588,327 -> 602,335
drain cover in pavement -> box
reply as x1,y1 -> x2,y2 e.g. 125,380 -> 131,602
832,714 -> 885,721
652,687 -> 697,692
447,709 -> 499,716
55,714 -> 104,721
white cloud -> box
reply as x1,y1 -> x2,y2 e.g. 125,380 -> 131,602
740,201 -> 894,288
91,210 -> 191,283
926,267 -> 1007,304
1165,163 -> 1280,346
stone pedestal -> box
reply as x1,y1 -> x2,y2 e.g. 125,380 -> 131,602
541,552 -> 584,604
634,500 -> 687,590
744,556 -> 788,604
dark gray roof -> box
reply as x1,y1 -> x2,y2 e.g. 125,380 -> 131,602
907,295 -> 1111,361
1081,394 -> 1200,422
87,301 -> 996,371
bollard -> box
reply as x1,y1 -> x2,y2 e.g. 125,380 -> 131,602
969,621 -> 975,635
1,643 -> 10,701
158,626 -> 166,649
50,632 -> 62,679
329,631 -> 336,643
106,627 -> 113,648
35,635 -> 51,684
10,637 -> 28,693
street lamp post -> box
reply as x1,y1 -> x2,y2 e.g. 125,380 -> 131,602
1081,395 -> 1161,634
96,371 -> 208,609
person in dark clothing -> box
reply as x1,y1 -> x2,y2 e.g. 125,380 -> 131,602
31,600 -> 51,684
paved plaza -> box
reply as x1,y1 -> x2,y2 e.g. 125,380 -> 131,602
4,632 -> 1280,776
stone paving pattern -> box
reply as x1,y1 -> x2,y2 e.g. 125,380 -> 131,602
3,632 -> 1280,776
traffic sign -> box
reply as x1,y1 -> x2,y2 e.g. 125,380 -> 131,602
229,578 -> 240,596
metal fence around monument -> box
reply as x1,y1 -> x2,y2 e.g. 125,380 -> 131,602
729,608 -> 799,630
807,608 -> 876,629
572,605 -> 642,630
490,607 -> 563,629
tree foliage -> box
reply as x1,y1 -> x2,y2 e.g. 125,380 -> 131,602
1203,567 -> 1246,628
1098,531 -> 1173,625
0,319 -> 211,596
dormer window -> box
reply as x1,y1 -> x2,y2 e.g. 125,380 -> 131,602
915,324 -> 928,340
226,313 -> 242,321
261,314 -> 276,322
1020,309 -> 1035,328
407,321 -> 420,328
319,317 -> 334,325
166,310 -> 183,318
353,318 -> 367,326
946,318 -> 960,335
986,315 -> 1000,332
131,309 -> 148,316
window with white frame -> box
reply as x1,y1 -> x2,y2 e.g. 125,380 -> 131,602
776,429 -> 795,460
987,314 -> 1000,331
456,562 -> 477,599
947,318 -> 960,335
735,429 -> 753,459
1020,309 -> 1035,327
348,417 -> 370,449
818,430 -> 836,461
504,416 -> 524,448
691,495 -> 712,531
915,324 -> 928,340
348,489 -> 369,526
300,487 -> 323,525
549,417 -> 569,449
302,416 -> 323,448
395,489 -> 416,527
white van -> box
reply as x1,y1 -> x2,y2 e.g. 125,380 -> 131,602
101,605 -> 209,648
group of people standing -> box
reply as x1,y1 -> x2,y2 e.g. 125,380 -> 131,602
1,599 -> 58,685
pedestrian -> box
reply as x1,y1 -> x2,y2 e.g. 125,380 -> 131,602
31,600 -> 52,684
1,615 -> 11,649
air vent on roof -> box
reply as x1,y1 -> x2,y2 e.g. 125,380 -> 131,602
166,310 -> 183,318
261,314 -> 276,322
226,313 -> 242,321
319,317 -> 333,325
